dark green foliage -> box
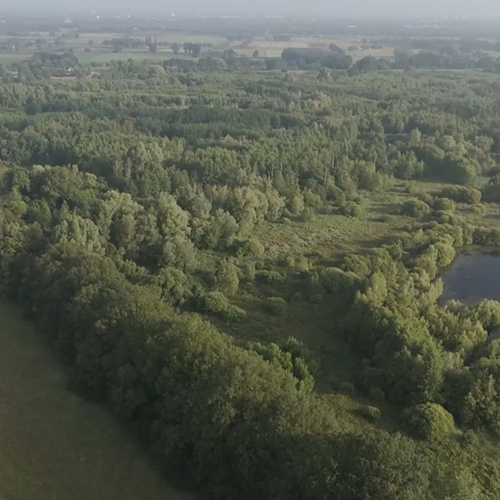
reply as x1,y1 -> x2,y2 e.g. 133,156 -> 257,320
333,432 -> 432,500
248,337 -> 316,394
361,406 -> 382,423
152,266 -> 194,306
473,227 -> 500,246
263,296 -> 288,316
319,267 -> 360,294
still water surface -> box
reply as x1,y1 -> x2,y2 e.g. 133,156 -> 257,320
441,252 -> 500,304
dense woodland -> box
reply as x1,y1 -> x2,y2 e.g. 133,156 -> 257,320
3,60 -> 500,499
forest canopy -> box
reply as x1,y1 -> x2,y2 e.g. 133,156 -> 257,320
1,63 -> 500,499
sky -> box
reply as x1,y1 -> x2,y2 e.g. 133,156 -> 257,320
2,0 -> 500,19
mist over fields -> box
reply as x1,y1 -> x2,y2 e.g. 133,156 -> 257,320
3,0 -> 500,18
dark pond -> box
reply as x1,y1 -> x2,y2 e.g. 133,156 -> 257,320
441,252 -> 500,304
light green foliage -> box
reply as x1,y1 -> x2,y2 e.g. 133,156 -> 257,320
402,403 -> 455,440
439,186 -> 482,205
433,242 -> 456,268
472,204 -> 486,215
402,199 -> 431,218
295,255 -> 310,272
200,291 -> 247,322
339,201 -> 362,217
427,308 -> 487,353
433,197 -> 455,212
300,206 -> 314,222
54,211 -> 105,254
287,194 -> 305,216
236,237 -> 265,257
240,261 -> 256,282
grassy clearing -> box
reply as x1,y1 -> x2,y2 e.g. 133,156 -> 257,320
0,300 -> 193,500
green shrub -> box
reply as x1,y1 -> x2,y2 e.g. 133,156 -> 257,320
362,406 -> 382,423
416,192 -> 434,205
339,201 -> 362,217
402,403 -> 455,440
240,261 -> 256,282
472,204 -> 486,215
432,197 -> 455,212
223,304 -> 248,322
295,255 -> 310,272
283,254 -> 295,267
201,291 -> 230,314
433,242 -> 456,268
300,207 -> 315,222
369,386 -> 386,402
236,237 -> 265,257
257,270 -> 285,284
434,210 -> 461,226
339,381 -> 355,396
439,186 -> 481,205
309,293 -> 324,304
264,297 -> 288,316
254,257 -> 265,270
152,266 -> 193,306
200,291 -> 247,323
473,227 -> 500,246
320,267 -> 360,294
215,259 -> 240,295
401,199 -> 431,218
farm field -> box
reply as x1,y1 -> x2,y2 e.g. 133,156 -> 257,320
0,31 -> 396,66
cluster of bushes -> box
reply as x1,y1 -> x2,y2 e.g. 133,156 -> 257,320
438,186 -> 482,205
339,220 -> 500,438
198,291 -> 247,322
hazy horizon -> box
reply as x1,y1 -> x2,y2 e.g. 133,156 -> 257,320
2,0 -> 500,19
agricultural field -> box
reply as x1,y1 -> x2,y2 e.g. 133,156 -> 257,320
232,36 -> 395,60
0,29 -> 396,67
